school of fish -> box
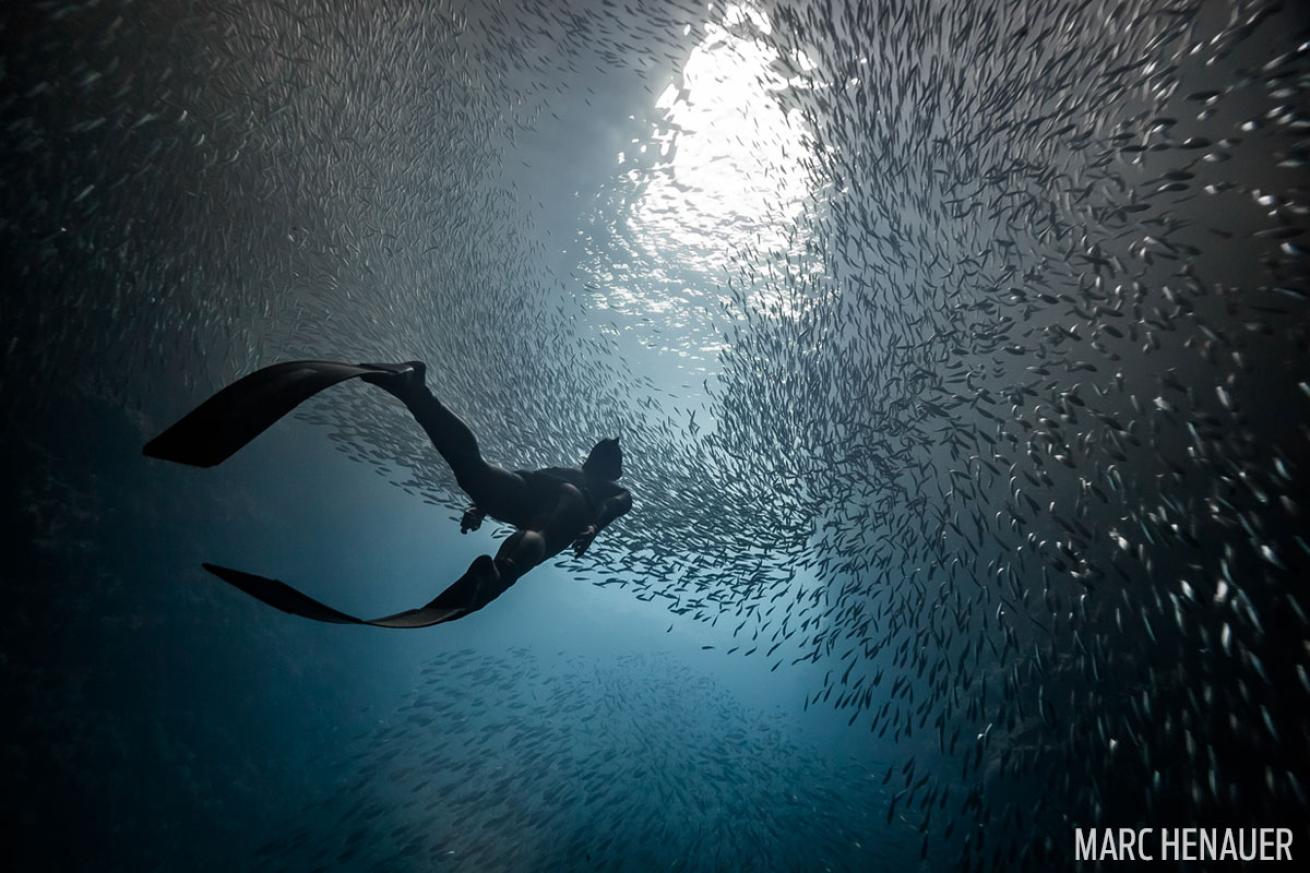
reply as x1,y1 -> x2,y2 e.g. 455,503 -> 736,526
254,649 -> 903,871
4,0 -> 1308,868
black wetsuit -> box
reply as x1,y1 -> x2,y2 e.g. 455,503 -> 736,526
142,358 -> 632,628
515,466 -> 627,525
402,385 -> 624,546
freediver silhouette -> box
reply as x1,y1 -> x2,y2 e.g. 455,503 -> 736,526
143,361 -> 633,627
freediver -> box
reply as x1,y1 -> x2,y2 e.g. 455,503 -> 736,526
142,360 -> 633,628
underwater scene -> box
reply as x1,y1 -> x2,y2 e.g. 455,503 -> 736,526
3,0 -> 1310,870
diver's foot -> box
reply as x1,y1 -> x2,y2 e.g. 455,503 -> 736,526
427,554 -> 493,611
358,360 -> 427,400
479,558 -> 518,604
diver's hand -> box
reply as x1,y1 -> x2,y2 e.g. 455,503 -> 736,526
572,525 -> 598,557
460,506 -> 485,534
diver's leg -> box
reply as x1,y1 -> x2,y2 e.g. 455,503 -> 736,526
478,486 -> 589,590
421,532 -> 542,616
362,364 -> 526,513
471,485 -> 589,592
403,388 -> 528,513
408,388 -> 480,471
362,364 -> 478,470
420,487 -> 586,617
494,529 -> 547,577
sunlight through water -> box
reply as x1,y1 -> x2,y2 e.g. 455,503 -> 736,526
581,2 -> 821,377
629,4 -> 814,271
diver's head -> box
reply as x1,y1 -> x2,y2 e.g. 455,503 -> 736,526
583,437 -> 622,480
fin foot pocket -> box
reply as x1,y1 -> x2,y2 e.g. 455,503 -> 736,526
356,360 -> 427,398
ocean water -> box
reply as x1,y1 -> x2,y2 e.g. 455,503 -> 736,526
4,1 -> 1309,871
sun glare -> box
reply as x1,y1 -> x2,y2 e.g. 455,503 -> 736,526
627,3 -> 814,272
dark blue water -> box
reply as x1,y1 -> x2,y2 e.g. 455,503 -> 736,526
5,1 -> 1310,871
5,392 -> 913,871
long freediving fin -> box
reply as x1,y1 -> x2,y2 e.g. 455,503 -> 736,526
143,360 -> 417,468
201,562 -> 473,629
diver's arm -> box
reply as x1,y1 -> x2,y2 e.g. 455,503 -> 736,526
572,490 -> 632,557
594,490 -> 633,532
